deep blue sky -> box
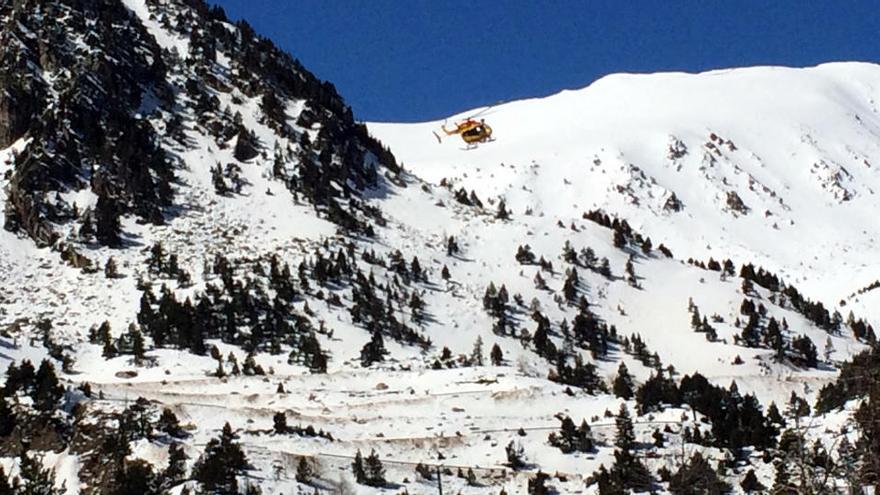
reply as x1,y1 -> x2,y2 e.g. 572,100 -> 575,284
210,1 -> 880,123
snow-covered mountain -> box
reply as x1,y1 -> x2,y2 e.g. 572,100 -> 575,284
371,62 -> 880,323
0,0 -> 877,493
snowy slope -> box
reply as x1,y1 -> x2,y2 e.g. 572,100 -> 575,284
370,62 -> 880,322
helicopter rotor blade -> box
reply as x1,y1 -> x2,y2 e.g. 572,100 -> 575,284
465,100 -> 504,120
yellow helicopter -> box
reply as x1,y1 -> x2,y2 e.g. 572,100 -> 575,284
433,107 -> 495,149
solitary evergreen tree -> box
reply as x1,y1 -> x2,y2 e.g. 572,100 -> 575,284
105,256 -> 120,278
446,236 -> 459,256
273,411 -> 288,434
466,467 -> 478,486
295,457 -> 313,484
496,199 -> 510,220
505,441 -> 526,469
490,343 -> 504,366
471,336 -> 484,366
612,362 -> 635,399
360,331 -> 387,367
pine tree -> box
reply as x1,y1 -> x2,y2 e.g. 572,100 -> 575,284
192,423 -> 248,494
562,269 -> 578,302
787,391 -> 811,419
548,416 -> 594,453
740,468 -> 765,493
576,419 -> 595,452
95,192 -> 121,247
0,398 -> 15,436
625,258 -> 638,287
612,362 -> 635,399
527,471 -> 550,495
446,236 -> 459,256
111,459 -> 159,495
771,459 -> 794,494
516,245 -> 537,264
121,397 -> 154,441
129,325 -> 147,365
228,353 -> 241,376
505,441 -> 526,469
98,321 -> 117,359
409,292 -> 425,324
295,457 -> 313,484
466,467 -> 478,486
590,465 -> 622,495
157,408 -> 185,438
363,450 -> 386,487
668,452 -> 730,494
33,359 -> 63,412
490,343 -> 504,366
496,199 -> 510,220
613,229 -> 627,249
614,403 -> 635,452
360,331 -> 387,367
791,334 -> 818,368
105,256 -> 120,278
351,449 -> 366,484
471,336 -> 484,366
273,412 -> 288,434
0,466 -> 12,495
18,450 -> 64,495
410,257 -> 423,281
164,442 -> 187,485
4,360 -> 35,396
609,403 -> 654,492
690,305 -> 703,331
855,362 -> 880,488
